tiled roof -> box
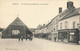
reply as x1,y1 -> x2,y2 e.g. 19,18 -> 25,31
2,17 -> 32,34
37,26 -> 46,30
46,22 -> 51,27
59,7 -> 80,21
46,7 -> 76,27
10,17 -> 26,26
43,7 -> 80,27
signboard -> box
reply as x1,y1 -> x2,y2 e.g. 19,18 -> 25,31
70,32 -> 74,35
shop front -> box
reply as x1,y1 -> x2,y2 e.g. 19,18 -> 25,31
58,29 -> 79,44
69,29 -> 79,44
58,29 -> 69,42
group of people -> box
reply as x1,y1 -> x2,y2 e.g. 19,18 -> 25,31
18,34 -> 33,41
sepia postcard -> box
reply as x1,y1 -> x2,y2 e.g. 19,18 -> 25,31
0,0 -> 80,51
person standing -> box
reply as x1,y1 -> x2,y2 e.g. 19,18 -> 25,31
21,36 -> 23,41
18,34 -> 21,41
54,37 -> 56,42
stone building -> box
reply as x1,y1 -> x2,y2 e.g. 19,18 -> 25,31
34,24 -> 47,39
58,1 -> 80,43
46,1 -> 80,43
34,1 -> 80,43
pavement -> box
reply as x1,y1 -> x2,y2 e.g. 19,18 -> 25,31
0,38 -> 80,51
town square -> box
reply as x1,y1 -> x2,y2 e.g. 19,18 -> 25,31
0,0 -> 80,51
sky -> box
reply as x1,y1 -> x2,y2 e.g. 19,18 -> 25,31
0,0 -> 80,28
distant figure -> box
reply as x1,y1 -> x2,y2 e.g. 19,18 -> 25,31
54,37 -> 56,42
18,34 -> 21,41
30,35 -> 33,41
21,36 -> 23,41
61,36 -> 64,41
19,37 -> 20,41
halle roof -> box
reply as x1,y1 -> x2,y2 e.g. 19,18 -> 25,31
10,17 -> 26,26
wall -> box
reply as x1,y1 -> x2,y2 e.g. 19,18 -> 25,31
58,15 -> 80,30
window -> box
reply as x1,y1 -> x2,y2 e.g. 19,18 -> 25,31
12,30 -> 20,35
73,21 -> 76,29
65,21 -> 68,29
60,22 -> 62,29
56,25 -> 58,30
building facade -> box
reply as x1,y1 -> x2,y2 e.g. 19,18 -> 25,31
35,1 -> 80,43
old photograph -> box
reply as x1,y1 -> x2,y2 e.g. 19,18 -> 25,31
0,0 -> 80,51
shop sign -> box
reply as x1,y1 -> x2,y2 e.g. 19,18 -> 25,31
70,32 -> 74,35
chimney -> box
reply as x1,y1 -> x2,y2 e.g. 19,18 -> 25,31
59,7 -> 62,13
67,1 -> 74,9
